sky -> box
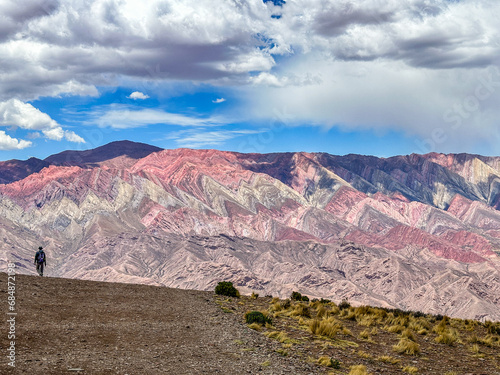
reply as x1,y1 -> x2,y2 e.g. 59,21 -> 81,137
0,0 -> 500,161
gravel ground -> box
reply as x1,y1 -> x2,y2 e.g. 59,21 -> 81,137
0,273 -> 323,374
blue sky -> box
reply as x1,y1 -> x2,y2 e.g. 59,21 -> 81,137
1,0 -> 500,161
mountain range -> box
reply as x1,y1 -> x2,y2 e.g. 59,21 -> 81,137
0,140 -> 499,320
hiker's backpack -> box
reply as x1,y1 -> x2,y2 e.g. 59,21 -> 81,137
37,251 -> 45,263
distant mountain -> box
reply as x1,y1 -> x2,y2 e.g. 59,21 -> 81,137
44,140 -> 163,169
0,142 -> 499,320
0,157 -> 50,184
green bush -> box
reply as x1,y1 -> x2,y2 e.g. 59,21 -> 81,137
301,295 -> 310,302
331,359 -> 341,369
215,281 -> 240,297
291,291 -> 302,301
246,311 -> 272,325
338,299 -> 351,310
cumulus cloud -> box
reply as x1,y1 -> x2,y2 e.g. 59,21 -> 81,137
87,104 -> 229,129
212,98 -> 226,103
0,0 -> 499,152
0,99 -> 85,144
0,131 -> 32,150
1,0 -> 499,99
127,91 -> 150,100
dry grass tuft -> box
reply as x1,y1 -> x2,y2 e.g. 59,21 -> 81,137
393,337 -> 420,355
317,356 -> 340,368
432,316 -> 450,335
248,323 -> 262,331
317,305 -> 329,318
470,343 -> 480,354
435,328 -> 459,346
359,329 -> 371,340
340,307 -> 357,321
290,303 -> 312,318
264,330 -> 298,344
386,324 -> 405,334
270,302 -> 283,312
309,317 -> 343,339
376,355 -> 400,364
401,329 -> 416,342
402,365 -> 418,373
348,364 -> 370,375
357,350 -> 372,359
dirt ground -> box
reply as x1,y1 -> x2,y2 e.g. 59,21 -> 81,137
217,294 -> 500,375
0,273 -> 321,374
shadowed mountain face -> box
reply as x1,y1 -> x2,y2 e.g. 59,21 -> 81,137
0,157 -> 50,184
44,140 -> 163,169
0,141 -> 499,320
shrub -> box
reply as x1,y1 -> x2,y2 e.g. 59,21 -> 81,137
331,359 -> 341,369
485,321 -> 500,335
320,298 -> 331,304
281,299 -> 291,309
338,299 -> 351,310
215,281 -> 239,297
301,295 -> 310,302
245,311 -> 272,325
251,292 -> 259,299
290,291 -> 303,301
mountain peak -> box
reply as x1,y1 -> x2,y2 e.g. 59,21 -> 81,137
44,140 -> 163,168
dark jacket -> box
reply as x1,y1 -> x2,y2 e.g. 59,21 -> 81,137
34,250 -> 46,265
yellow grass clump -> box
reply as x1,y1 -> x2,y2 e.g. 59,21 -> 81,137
290,303 -> 312,318
376,355 -> 400,364
393,337 -> 420,355
248,323 -> 262,331
401,329 -> 417,342
402,365 -> 418,373
348,364 -> 370,375
386,324 -> 405,334
435,328 -> 459,345
309,317 -> 343,339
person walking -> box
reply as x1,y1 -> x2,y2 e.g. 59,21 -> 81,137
34,246 -> 46,276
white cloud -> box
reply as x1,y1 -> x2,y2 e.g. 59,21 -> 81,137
212,98 -> 226,103
0,0 -> 499,152
87,104 -> 229,129
128,91 -> 150,100
64,131 -> 85,143
0,99 -> 85,144
0,99 -> 59,131
169,129 -> 262,148
0,131 -> 32,150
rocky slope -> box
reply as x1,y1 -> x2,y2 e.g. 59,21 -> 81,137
0,141 -> 499,320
